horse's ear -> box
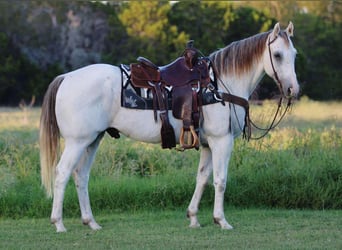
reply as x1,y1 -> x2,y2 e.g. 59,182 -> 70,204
270,22 -> 281,41
286,21 -> 294,37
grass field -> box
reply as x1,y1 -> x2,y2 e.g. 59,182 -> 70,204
0,208 -> 341,249
0,98 -> 341,248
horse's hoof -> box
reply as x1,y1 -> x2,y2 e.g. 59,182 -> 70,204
187,210 -> 201,228
83,218 -> 102,230
89,221 -> 102,231
221,223 -> 233,230
189,222 -> 201,228
52,219 -> 67,233
214,217 -> 233,230
55,223 -> 67,233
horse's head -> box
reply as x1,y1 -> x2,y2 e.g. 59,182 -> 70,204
263,22 -> 300,98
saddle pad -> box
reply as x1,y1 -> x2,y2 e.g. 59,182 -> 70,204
122,88 -> 173,110
120,64 -> 219,111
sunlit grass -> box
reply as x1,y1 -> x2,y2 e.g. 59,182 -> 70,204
250,96 -> 342,130
290,96 -> 342,121
0,107 -> 40,130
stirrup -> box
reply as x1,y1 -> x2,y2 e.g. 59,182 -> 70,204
179,125 -> 199,150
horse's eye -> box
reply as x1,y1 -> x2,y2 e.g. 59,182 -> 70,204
274,52 -> 282,60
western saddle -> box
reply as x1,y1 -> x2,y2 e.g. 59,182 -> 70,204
130,41 -> 210,150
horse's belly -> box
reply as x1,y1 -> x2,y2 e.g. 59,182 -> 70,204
111,108 -> 182,144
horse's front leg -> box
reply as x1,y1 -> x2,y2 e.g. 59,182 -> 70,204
187,147 -> 213,228
209,134 -> 234,230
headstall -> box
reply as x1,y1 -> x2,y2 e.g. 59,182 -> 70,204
208,34 -> 293,140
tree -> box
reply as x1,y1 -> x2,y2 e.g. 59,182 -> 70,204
118,1 -> 188,64
0,32 -> 60,105
293,13 -> 342,99
168,1 -> 233,55
224,6 -> 274,43
297,0 -> 342,24
96,2 -> 136,65
0,1 -> 340,103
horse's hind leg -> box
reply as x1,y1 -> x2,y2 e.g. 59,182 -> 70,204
187,147 -> 213,228
51,140 -> 87,232
72,133 -> 104,230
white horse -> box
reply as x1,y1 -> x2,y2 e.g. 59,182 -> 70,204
40,22 -> 299,232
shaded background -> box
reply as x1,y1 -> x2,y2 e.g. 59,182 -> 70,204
0,0 -> 341,105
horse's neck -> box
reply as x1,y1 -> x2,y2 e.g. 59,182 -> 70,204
218,61 -> 265,100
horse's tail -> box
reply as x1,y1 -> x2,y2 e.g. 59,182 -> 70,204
40,76 -> 64,198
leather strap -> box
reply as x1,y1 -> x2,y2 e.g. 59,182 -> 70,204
268,36 -> 284,96
153,82 -> 168,120
220,93 -> 249,110
220,93 -> 251,140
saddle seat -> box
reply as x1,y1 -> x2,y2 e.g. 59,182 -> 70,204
130,42 -> 210,150
137,56 -> 204,88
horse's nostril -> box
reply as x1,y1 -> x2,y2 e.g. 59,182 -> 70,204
288,88 -> 292,96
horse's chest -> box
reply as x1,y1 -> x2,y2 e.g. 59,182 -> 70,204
201,103 -> 245,139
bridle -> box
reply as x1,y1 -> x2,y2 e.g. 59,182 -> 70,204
246,35 -> 292,140
208,33 -> 293,140
268,36 -> 283,95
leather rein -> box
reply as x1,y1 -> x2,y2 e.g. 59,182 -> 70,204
208,35 -> 292,140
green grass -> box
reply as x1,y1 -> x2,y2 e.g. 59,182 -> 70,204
0,99 -> 341,248
0,208 -> 341,249
0,99 -> 341,219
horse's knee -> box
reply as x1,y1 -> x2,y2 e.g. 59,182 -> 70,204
55,165 -> 73,186
214,178 -> 226,192
73,171 -> 85,187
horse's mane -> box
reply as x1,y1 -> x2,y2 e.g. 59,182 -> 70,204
210,31 -> 273,77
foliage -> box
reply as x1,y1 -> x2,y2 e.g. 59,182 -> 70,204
168,1 -> 231,55
0,1 -> 341,104
0,33 -> 36,105
0,32 -> 62,105
224,6 -> 274,42
117,1 -> 189,64
293,13 -> 342,100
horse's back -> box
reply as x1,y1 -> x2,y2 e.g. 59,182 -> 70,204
60,64 -> 119,85
55,64 -> 121,138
